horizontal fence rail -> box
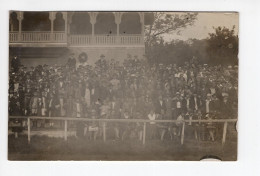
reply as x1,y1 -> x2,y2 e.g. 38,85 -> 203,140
9,116 -> 237,146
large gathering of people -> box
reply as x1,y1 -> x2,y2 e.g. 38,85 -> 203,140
9,54 -> 238,141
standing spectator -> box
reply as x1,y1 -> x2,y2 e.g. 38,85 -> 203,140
147,109 -> 157,140
11,56 -> 21,72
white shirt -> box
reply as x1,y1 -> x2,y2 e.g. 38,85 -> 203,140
148,113 -> 156,124
194,97 -> 198,110
206,100 -> 210,113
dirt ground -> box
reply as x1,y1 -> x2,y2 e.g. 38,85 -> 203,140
8,131 -> 237,161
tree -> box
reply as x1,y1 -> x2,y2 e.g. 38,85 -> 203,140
206,26 -> 238,65
145,12 -> 198,61
148,39 -> 208,65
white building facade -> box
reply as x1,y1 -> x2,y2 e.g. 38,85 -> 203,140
9,11 -> 147,66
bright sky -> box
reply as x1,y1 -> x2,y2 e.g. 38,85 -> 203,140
164,12 -> 239,41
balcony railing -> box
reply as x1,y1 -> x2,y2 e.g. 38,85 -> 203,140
9,31 -> 67,43
120,35 -> 143,45
10,32 -> 144,46
95,35 -> 117,45
69,35 -> 92,45
69,35 -> 143,46
10,32 -> 19,42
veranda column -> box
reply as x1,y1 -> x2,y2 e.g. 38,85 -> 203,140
67,12 -> 74,45
89,12 -> 97,44
139,12 -> 145,44
114,12 -> 122,45
67,12 -> 74,34
49,12 -> 55,42
10,12 -> 13,32
18,11 -> 23,42
62,12 -> 68,42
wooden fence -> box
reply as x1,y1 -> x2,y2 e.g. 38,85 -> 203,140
9,116 -> 237,146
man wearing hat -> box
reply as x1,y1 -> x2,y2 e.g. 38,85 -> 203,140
202,93 -> 212,115
67,53 -> 76,70
172,92 -> 183,119
220,94 -> 232,119
96,54 -> 108,71
11,55 -> 21,72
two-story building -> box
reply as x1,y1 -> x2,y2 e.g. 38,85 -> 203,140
9,11 -> 152,66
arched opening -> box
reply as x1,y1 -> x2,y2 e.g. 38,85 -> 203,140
22,12 -> 51,31
95,13 -> 116,35
70,12 -> 92,34
54,12 -> 65,31
9,12 -> 19,31
120,13 -> 141,34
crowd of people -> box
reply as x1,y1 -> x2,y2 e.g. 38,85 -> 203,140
9,54 -> 238,141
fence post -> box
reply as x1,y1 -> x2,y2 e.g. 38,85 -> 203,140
64,120 -> 68,141
181,121 -> 185,145
27,117 -> 30,144
103,122 -> 106,142
142,122 -> 146,145
222,121 -> 228,145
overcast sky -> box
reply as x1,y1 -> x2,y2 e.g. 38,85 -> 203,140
164,12 -> 239,41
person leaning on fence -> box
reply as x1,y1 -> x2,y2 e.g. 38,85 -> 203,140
154,95 -> 168,141
99,99 -> 110,138
30,92 -> 39,128
172,92 -> 183,119
109,96 -> 121,140
175,112 -> 185,137
74,98 -> 85,138
120,110 -> 132,140
205,112 -> 216,141
184,109 -> 195,140
164,96 -> 175,140
84,109 -> 99,140
147,109 -> 157,140
193,110 -> 202,141
132,111 -> 144,141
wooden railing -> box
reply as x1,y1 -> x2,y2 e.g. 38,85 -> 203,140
69,35 -> 143,46
53,32 -> 67,42
120,35 -> 143,45
9,116 -> 237,145
9,32 -> 144,45
94,35 -> 117,45
9,31 -> 67,43
69,35 -> 92,45
9,32 -> 19,42
21,32 -> 51,42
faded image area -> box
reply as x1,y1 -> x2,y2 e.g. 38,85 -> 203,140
8,11 -> 238,161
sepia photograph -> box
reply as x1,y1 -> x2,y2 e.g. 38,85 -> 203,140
8,11 -> 238,161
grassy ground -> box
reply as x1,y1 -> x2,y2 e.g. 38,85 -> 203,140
8,131 -> 237,161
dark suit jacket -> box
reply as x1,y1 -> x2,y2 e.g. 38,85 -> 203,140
154,100 -> 166,114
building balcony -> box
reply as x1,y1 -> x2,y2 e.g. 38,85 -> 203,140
9,32 -> 144,47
